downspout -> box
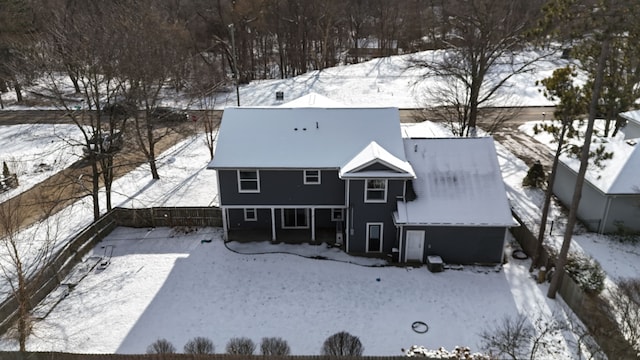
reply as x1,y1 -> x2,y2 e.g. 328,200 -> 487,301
600,196 -> 613,234
345,179 -> 351,253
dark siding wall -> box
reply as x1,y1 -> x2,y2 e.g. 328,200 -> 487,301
403,226 -> 505,264
227,208 -> 272,229
348,179 -> 404,254
228,208 -> 340,230
218,169 -> 345,205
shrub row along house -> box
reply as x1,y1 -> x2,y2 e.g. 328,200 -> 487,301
209,94 -> 514,264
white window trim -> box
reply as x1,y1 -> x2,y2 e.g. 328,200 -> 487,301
366,222 -> 384,253
331,208 -> 344,221
244,208 -> 257,221
364,179 -> 388,203
237,170 -> 260,193
303,170 -> 321,185
281,208 -> 310,229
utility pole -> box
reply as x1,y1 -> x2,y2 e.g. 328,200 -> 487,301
228,23 -> 240,106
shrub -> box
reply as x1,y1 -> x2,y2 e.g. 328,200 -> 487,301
184,336 -> 215,354
565,253 -> 605,294
522,161 -> 545,188
146,338 -> 176,354
261,337 -> 291,356
226,337 -> 256,355
321,331 -> 364,356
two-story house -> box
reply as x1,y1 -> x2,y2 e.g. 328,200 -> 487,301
209,104 -> 514,264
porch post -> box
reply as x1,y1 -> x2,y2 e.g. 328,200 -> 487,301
222,207 -> 228,241
311,208 -> 316,241
271,207 -> 276,241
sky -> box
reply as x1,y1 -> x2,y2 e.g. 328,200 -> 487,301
0,48 -> 637,357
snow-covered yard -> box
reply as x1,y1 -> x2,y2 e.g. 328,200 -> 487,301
16,227 -> 580,357
0,48 -> 638,357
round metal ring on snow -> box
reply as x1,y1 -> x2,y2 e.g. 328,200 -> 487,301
412,321 -> 429,334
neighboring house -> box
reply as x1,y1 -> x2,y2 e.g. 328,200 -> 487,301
208,102 -> 514,264
552,136 -> 640,234
619,109 -> 640,139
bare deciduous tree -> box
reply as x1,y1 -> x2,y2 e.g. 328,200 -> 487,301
410,0 -> 548,137
0,192 -> 60,351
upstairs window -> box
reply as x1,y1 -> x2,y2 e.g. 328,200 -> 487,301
365,179 -> 387,202
304,170 -> 320,184
238,170 -> 260,193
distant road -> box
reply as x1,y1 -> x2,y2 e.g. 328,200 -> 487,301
398,106 -> 555,123
1,107 -> 554,125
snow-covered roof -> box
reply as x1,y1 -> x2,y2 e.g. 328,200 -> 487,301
279,92 -> 347,108
209,107 -> 408,169
395,137 -> 514,226
340,141 -> 415,179
620,109 -> 640,125
560,136 -> 640,194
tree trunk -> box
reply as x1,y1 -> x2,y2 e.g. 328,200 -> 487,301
530,121 -> 568,272
91,159 -> 100,221
548,38 -> 610,299
146,124 -> 160,180
14,83 -> 23,103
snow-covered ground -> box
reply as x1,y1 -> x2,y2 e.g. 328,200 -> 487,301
0,48 -> 637,357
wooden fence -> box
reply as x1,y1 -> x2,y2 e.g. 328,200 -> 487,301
0,354 -> 412,360
509,211 -> 637,359
0,207 -> 221,336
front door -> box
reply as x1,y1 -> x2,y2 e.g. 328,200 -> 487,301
405,230 -> 425,262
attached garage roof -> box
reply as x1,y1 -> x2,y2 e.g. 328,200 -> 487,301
395,137 -> 514,226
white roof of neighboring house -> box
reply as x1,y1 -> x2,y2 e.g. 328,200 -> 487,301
395,137 -> 514,226
209,107 -> 408,169
620,109 -> 640,125
279,92 -> 347,108
560,136 -> 640,194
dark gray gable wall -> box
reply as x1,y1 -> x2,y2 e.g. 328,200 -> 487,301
218,169 -> 345,206
347,179 -> 405,255
402,226 -> 506,264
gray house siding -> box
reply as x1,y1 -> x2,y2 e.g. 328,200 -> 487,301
554,163 -> 613,232
218,169 -> 345,206
347,179 -> 404,254
603,196 -> 640,233
402,226 -> 505,264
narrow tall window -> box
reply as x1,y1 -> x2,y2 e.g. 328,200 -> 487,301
365,179 -> 387,202
238,170 -> 260,193
304,170 -> 320,184
366,223 -> 383,252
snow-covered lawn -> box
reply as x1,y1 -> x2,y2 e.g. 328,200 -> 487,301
15,226 -> 579,357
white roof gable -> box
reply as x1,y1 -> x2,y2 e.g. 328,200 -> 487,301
209,107 -> 407,169
340,141 -> 415,178
395,137 -> 513,226
279,93 -> 346,108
